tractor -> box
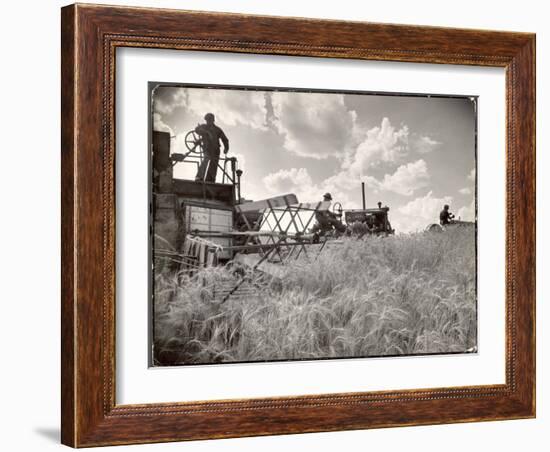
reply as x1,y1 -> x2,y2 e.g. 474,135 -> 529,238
341,182 -> 395,237
344,206 -> 395,236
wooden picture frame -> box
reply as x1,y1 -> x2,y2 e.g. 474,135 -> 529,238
61,3 -> 535,447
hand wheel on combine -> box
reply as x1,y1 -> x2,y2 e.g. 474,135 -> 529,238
184,130 -> 204,154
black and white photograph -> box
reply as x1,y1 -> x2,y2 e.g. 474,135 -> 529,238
150,83 -> 477,366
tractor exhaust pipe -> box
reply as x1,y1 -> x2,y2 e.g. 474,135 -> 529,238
361,182 -> 366,210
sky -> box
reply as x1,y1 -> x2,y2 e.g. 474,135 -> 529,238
152,85 -> 476,233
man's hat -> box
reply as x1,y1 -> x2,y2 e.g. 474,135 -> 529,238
323,192 -> 333,201
444,204 -> 450,209
204,113 -> 215,121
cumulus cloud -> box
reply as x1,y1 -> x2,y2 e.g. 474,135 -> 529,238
415,135 -> 441,154
260,117 -> 420,206
396,191 -> 453,233
457,199 -> 476,222
345,117 -> 409,175
322,170 -> 363,193
153,86 -> 187,115
231,152 -> 247,173
263,168 -> 313,195
359,159 -> 429,196
271,92 -> 359,159
154,87 -> 268,130
186,89 -> 267,130
275,117 -> 414,199
458,168 -> 476,198
153,112 -> 173,135
377,159 -> 430,196
262,167 -> 356,207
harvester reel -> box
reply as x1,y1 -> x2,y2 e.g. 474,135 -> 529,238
184,130 -> 204,154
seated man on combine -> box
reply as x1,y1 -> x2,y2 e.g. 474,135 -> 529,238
439,204 -> 455,226
311,193 -> 347,240
194,113 -> 230,183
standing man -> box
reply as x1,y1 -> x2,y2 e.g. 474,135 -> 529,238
194,113 -> 229,183
439,204 -> 455,226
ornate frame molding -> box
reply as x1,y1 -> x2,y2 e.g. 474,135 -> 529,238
61,4 -> 535,447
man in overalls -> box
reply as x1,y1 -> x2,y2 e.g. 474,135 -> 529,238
194,113 -> 230,183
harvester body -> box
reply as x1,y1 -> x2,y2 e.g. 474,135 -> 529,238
152,131 -> 333,279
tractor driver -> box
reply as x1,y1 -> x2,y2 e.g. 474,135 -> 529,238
194,113 -> 229,183
311,193 -> 347,236
365,214 -> 377,233
439,204 -> 455,226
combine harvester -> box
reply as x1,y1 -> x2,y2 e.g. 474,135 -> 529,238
152,130 -> 395,303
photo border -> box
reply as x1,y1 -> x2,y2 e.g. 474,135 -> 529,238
61,4 -> 535,447
148,81 -> 480,368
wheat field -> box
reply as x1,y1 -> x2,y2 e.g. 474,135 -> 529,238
153,226 -> 477,365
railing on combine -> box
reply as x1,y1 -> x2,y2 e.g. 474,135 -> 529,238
169,129 -> 244,202
171,152 -> 242,202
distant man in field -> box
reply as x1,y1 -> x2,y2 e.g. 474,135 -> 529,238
311,193 -> 347,237
194,113 -> 229,183
440,204 -> 455,226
